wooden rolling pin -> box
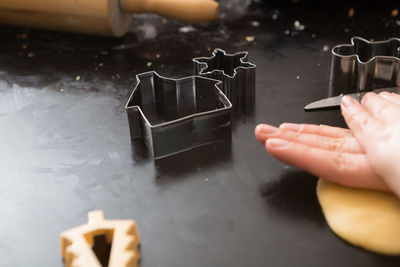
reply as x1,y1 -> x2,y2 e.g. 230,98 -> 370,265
0,0 -> 219,37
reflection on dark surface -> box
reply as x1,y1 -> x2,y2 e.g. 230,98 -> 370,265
130,139 -> 151,162
130,139 -> 232,180
154,141 -> 232,180
260,170 -> 325,225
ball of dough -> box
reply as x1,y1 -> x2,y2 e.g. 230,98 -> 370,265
317,179 -> 400,255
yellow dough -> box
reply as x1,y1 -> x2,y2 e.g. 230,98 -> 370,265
316,179 -> 400,255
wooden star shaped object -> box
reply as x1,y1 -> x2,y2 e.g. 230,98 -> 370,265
60,210 -> 140,267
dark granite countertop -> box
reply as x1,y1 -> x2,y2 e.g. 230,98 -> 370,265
0,0 -> 399,266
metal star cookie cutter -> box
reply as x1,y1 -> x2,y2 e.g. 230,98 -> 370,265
60,210 -> 140,267
329,36 -> 400,96
193,48 -> 256,110
125,71 -> 232,159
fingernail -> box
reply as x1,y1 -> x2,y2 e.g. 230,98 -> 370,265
255,124 -> 279,136
279,123 -> 303,132
379,91 -> 391,99
267,138 -> 291,148
341,96 -> 357,114
341,95 -> 354,107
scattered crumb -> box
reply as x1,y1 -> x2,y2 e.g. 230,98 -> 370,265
296,76 -> 300,79
16,33 -> 27,39
392,9 -> 399,17
27,52 -> 35,58
311,33 -> 316,38
162,18 -> 168,24
284,29 -> 290,35
75,75 -> 81,81
370,38 -> 374,42
22,44 -> 27,49
294,20 -> 305,31
207,47 -> 211,51
272,14 -> 279,20
98,62 -> 104,67
179,25 -> 196,33
323,45 -> 330,52
115,74 -> 120,79
146,62 -> 152,67
348,8 -> 355,18
94,67 -> 99,71
344,28 -> 349,33
245,36 -> 255,42
397,20 -> 400,26
60,88 -> 64,92
156,54 -> 161,59
251,21 -> 260,27
100,50 -> 109,55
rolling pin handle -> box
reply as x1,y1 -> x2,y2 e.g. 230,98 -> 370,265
120,0 -> 219,22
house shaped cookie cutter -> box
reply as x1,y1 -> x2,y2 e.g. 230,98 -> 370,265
193,48 -> 256,109
60,210 -> 140,267
329,36 -> 400,96
125,71 -> 232,159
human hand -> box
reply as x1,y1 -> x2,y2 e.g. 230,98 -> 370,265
255,121 -> 389,191
255,91 -> 400,197
340,92 -> 400,197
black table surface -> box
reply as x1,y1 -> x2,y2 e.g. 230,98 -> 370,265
1,0 -> 400,266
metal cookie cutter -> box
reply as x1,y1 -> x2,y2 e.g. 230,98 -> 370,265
329,36 -> 400,96
125,71 -> 232,159
193,49 -> 256,109
61,210 -> 140,267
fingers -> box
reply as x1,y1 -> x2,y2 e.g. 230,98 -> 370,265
255,124 -> 278,144
361,92 -> 400,120
255,122 -> 352,144
280,123 -> 352,138
378,91 -> 400,104
255,123 -> 363,153
341,95 -> 382,146
265,138 -> 389,191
